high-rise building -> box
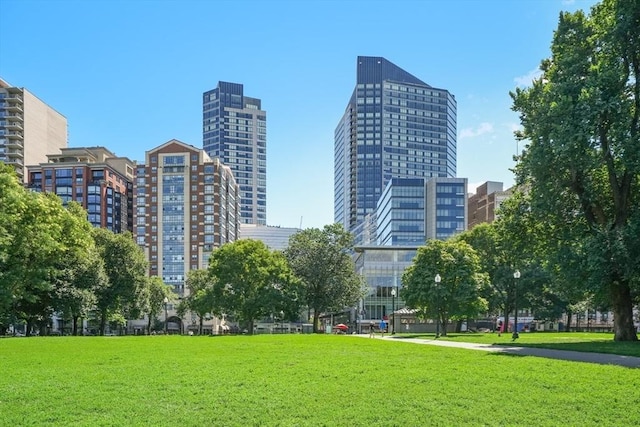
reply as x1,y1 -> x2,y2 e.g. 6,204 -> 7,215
26,146 -> 135,233
135,139 -> 240,300
334,57 -> 457,233
203,82 -> 266,225
0,78 -> 67,182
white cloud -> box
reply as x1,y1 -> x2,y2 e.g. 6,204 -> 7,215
562,0 -> 575,5
514,68 -> 543,87
459,122 -> 494,139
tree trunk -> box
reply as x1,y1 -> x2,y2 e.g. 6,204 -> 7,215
248,319 -> 254,335
611,279 -> 638,341
147,315 -> 151,335
199,316 -> 203,335
99,310 -> 107,336
72,316 -> 79,336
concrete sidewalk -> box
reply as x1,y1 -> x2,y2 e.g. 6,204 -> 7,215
365,335 -> 640,368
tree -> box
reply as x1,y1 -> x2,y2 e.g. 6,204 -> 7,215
209,239 -> 298,335
180,269 -> 216,335
510,0 -> 639,340
402,239 -> 488,337
145,276 -> 174,334
284,224 -> 364,333
51,202 -> 107,335
0,165 -> 67,335
93,229 -> 148,335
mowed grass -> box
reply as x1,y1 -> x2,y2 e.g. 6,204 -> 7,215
1,335 -> 638,426
422,332 -> 640,357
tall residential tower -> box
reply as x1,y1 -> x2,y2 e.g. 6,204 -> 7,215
0,78 -> 67,182
334,57 -> 457,233
203,82 -> 266,225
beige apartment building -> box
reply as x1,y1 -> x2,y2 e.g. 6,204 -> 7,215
0,78 -> 68,182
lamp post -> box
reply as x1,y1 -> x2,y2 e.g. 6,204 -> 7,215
163,297 -> 169,335
434,274 -> 441,338
391,287 -> 397,335
512,270 -> 520,340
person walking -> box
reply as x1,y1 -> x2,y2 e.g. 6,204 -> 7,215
379,319 -> 387,337
369,321 -> 375,338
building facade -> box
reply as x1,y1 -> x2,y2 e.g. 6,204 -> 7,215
467,181 -> 512,229
334,56 -> 457,233
376,178 -> 425,246
425,177 -> 467,240
134,139 -> 240,299
0,78 -> 67,182
239,224 -> 300,251
353,245 -> 418,332
26,146 -> 135,233
203,81 -> 267,225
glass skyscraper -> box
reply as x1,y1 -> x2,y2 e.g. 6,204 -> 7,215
203,82 -> 266,225
334,56 -> 457,233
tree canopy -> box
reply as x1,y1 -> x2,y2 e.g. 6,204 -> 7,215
284,224 -> 365,333
510,0 -> 639,340
208,239 -> 299,335
402,239 -> 488,336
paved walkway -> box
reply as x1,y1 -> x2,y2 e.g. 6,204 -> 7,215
363,335 -> 640,368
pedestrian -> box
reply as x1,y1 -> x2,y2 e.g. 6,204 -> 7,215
498,320 -> 503,337
379,319 -> 387,337
369,321 -> 375,338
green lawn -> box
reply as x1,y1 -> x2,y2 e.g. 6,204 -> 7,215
1,335 -> 638,426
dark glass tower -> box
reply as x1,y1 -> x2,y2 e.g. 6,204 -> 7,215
203,82 -> 266,225
334,56 -> 457,233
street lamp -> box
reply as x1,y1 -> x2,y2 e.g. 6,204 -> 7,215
391,287 -> 397,335
434,274 -> 441,338
512,270 -> 521,340
163,297 -> 169,335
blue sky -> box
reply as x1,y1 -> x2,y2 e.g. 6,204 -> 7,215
0,0 -> 598,229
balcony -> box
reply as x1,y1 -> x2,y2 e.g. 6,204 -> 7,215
5,131 -> 23,140
6,121 -> 23,130
4,102 -> 23,112
6,149 -> 23,158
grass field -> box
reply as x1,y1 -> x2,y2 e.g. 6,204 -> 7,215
1,334 -> 639,426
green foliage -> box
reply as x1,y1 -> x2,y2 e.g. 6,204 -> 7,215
209,239 -> 299,334
402,239 -> 488,336
510,0 -> 640,340
180,269 -> 215,335
285,223 -> 365,333
93,229 -> 148,335
145,276 -> 175,334
0,336 -> 637,426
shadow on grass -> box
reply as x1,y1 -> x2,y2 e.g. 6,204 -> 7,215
390,333 -> 640,357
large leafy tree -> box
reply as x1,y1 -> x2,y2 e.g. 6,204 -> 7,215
511,0 -> 639,340
93,229 -> 148,335
179,269 -> 216,335
144,276 -> 175,334
209,239 -> 298,335
0,164 -> 67,335
52,202 -> 108,335
402,239 -> 488,337
284,224 -> 364,333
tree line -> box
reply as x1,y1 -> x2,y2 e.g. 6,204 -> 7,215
1,163 -> 364,336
